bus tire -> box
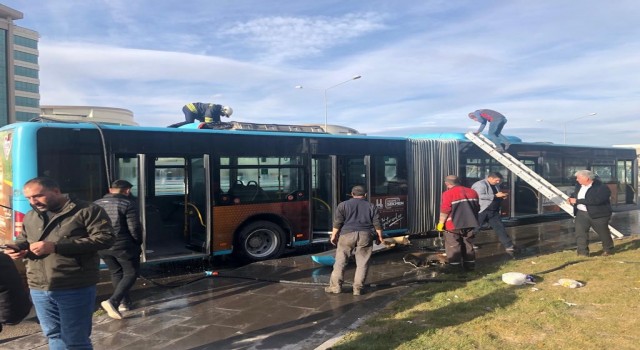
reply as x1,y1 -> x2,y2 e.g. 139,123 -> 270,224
236,221 -> 286,261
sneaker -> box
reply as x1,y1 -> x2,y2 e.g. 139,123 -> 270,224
118,303 -> 131,312
324,286 -> 341,294
101,300 -> 123,320
505,246 -> 515,252
353,289 -> 362,296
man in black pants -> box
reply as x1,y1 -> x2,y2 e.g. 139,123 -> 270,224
95,180 -> 143,319
567,170 -> 615,257
472,172 -> 515,254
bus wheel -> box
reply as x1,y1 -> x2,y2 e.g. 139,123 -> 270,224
236,221 -> 286,261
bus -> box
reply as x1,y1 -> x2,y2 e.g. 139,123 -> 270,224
0,122 -> 636,263
412,133 -> 638,219
0,121 -> 411,263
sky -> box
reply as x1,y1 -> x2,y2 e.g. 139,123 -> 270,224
4,0 -> 640,147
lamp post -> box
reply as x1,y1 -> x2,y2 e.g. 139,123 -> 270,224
563,112 -> 597,144
296,75 -> 362,131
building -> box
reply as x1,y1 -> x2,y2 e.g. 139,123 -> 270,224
0,4 -> 40,126
40,105 -> 138,126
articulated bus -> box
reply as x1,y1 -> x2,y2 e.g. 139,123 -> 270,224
415,133 -> 638,219
0,122 -> 636,263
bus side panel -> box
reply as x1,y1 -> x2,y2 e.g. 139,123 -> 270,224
212,201 -> 310,253
371,195 -> 408,234
0,130 -> 13,242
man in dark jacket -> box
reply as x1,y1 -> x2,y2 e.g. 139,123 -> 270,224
567,170 -> 615,256
437,175 -> 480,272
182,102 -> 233,124
3,177 -> 114,349
94,180 -> 143,320
325,186 -> 384,296
0,252 -> 32,333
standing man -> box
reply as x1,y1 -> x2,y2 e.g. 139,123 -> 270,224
567,170 -> 615,257
325,186 -> 384,296
469,109 -> 511,152
472,172 -> 516,253
94,180 -> 143,320
437,175 -> 480,272
2,177 -> 114,350
182,102 -> 233,124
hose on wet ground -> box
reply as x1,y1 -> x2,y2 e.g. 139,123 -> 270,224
137,269 -> 469,289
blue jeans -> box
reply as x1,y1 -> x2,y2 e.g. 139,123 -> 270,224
487,118 -> 510,149
30,286 -> 96,350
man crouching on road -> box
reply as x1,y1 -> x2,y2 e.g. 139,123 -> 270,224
325,185 -> 384,296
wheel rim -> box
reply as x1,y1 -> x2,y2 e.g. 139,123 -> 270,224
244,228 -> 279,258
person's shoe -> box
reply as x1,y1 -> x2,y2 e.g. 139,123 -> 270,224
503,142 -> 512,151
472,244 -> 480,250
601,251 -> 614,256
505,246 -> 516,253
577,252 -> 590,257
324,286 -> 341,294
101,300 -> 123,320
118,303 -> 131,312
353,289 -> 362,296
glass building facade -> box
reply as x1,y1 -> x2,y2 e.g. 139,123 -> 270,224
0,5 -> 40,125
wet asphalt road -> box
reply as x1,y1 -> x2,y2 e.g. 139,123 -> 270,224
1,210 -> 639,349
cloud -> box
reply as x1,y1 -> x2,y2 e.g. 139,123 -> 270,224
218,13 -> 387,63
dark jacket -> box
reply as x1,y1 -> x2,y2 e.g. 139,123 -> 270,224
571,179 -> 612,219
16,198 -> 115,291
94,193 -> 142,256
333,198 -> 382,233
440,185 -> 480,230
0,253 -> 31,325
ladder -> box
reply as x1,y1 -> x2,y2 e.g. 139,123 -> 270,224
465,132 -> 623,238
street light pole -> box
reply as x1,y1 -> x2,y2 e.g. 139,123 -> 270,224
295,75 -> 362,131
563,112 -> 597,144
323,75 -> 361,131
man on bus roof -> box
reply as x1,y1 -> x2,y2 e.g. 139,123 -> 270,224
183,102 -> 233,124
468,109 -> 511,152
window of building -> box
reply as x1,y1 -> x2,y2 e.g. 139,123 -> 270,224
15,96 -> 40,108
0,30 -> 7,125
14,50 -> 38,64
14,65 -> 38,79
14,35 -> 38,49
15,111 -> 39,121
14,81 -> 39,93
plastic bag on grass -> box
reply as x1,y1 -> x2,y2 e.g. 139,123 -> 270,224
554,278 -> 584,288
502,272 -> 535,285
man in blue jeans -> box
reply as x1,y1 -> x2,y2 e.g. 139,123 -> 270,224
325,186 -> 384,296
472,172 -> 516,254
3,177 -> 114,350
469,109 -> 511,152
95,180 -> 143,319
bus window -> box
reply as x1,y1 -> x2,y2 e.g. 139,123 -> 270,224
154,158 -> 185,195
592,165 -> 614,182
372,155 -> 407,196
220,156 -> 305,203
115,157 -> 139,197
543,157 -> 563,184
564,158 -> 588,185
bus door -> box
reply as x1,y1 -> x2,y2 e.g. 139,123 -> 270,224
310,155 -> 368,240
311,156 -> 333,237
617,159 -> 636,204
132,154 -> 211,263
513,157 -> 540,216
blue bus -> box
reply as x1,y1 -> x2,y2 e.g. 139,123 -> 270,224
0,121 -> 635,263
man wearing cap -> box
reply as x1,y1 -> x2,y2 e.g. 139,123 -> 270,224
94,180 -> 143,319
326,185 -> 384,296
